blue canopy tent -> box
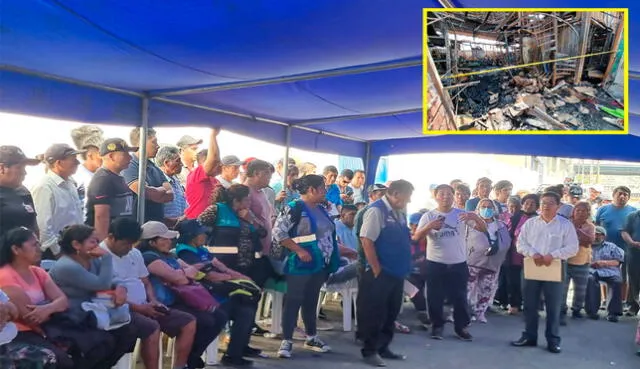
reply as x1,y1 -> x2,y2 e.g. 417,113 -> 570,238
0,1 -> 638,219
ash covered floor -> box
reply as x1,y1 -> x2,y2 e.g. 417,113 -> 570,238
451,70 -> 624,131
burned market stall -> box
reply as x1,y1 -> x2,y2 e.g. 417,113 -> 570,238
425,11 -> 625,131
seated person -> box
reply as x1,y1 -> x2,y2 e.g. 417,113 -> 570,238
0,227 -> 72,368
0,288 -> 57,368
326,205 -> 359,286
584,226 -> 625,322
175,219 -> 262,367
139,221 -> 227,367
99,218 -> 196,369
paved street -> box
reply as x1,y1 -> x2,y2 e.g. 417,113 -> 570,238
243,308 -> 639,369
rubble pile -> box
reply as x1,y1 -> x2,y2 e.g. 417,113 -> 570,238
453,73 -> 624,131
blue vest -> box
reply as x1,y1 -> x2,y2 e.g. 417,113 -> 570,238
371,200 -> 412,278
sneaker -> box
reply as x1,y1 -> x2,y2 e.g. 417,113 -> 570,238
277,340 -> 293,358
477,313 -> 487,324
220,355 -> 253,367
379,350 -> 406,360
571,310 -> 583,319
455,327 -> 473,341
244,346 -> 267,358
304,336 -> 331,353
431,326 -> 444,340
607,315 -> 619,323
363,354 -> 387,367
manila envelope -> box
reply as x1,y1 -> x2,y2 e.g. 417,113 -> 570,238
523,257 -> 562,282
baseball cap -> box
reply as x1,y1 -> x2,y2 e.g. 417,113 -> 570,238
176,135 -> 203,148
0,146 -> 41,166
176,219 -> 209,244
595,226 -> 607,236
221,155 -> 245,166
99,138 -> 139,156
588,184 -> 604,193
569,185 -> 583,198
141,221 -> 179,240
43,144 -> 85,164
367,183 -> 387,193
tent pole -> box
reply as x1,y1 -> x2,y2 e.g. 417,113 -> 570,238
137,96 -> 150,223
364,142 -> 371,185
282,125 -> 292,187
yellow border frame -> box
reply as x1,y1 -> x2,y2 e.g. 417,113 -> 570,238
422,8 -> 629,135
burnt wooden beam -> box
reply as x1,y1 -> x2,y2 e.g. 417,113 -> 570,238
574,12 -> 592,84
602,12 -> 624,84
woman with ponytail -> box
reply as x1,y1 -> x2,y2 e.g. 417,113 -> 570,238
272,174 -> 340,359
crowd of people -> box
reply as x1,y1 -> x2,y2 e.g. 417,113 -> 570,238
0,124 -> 638,368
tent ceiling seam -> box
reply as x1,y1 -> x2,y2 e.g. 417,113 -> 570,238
293,107 -> 422,126
294,82 -> 361,114
50,0 -> 243,81
151,57 -> 422,97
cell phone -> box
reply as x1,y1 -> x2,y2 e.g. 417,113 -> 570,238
437,215 -> 446,222
154,305 -> 170,315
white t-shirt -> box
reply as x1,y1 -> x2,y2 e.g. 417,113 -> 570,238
418,208 -> 469,264
100,242 -> 149,305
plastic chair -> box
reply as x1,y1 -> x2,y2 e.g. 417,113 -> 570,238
318,282 -> 359,332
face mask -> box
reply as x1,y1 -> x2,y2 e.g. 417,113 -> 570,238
479,208 -> 494,218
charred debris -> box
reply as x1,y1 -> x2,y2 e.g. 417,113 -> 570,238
426,11 -> 625,131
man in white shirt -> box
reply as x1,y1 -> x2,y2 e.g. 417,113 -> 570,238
70,125 -> 104,209
32,144 -> 85,259
414,184 -> 486,342
511,191 -> 579,354
350,170 -> 366,204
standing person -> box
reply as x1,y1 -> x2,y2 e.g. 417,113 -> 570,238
272,175 -> 340,359
323,166 -> 342,218
568,185 -> 583,205
511,192 -> 579,354
121,127 -> 173,223
337,169 -> 355,205
0,146 -> 40,237
70,125 -> 104,208
414,184 -> 487,341
175,135 -> 203,186
351,170 -> 366,204
85,138 -> 138,241
184,129 -> 221,219
465,177 -> 492,211
466,199 -> 511,323
155,146 -> 187,226
273,165 -> 300,213
32,144 -> 85,260
244,160 -> 274,255
357,180 -> 414,367
560,202 -> 595,325
299,162 -> 317,177
453,183 -> 471,210
596,186 -> 636,308
545,185 -> 574,219
499,194 -> 540,314
622,206 -> 640,316
492,180 -> 513,221
270,158 -> 296,189
215,155 -> 245,189
407,211 -> 429,327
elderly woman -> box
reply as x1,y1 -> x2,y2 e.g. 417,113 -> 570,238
155,145 -> 187,226
560,202 -> 595,325
466,199 -> 511,323
138,221 -> 226,368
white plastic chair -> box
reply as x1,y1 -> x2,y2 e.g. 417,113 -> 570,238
318,283 -> 359,332
265,289 -> 285,335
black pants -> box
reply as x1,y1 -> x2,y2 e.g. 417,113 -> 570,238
425,260 -> 470,330
627,252 -> 640,311
357,269 -> 404,358
585,273 -> 623,317
174,304 -> 227,367
407,263 -> 427,312
220,297 -> 257,358
523,279 -> 563,345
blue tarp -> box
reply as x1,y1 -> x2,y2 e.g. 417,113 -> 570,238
0,0 -> 638,181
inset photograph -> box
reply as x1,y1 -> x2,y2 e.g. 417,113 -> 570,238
423,10 -> 626,133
